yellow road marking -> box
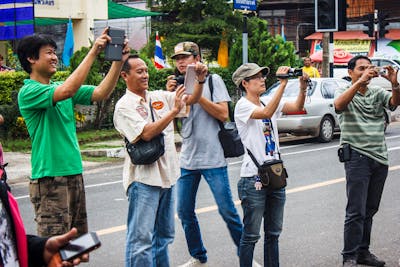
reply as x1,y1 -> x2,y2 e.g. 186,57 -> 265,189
96,165 -> 400,237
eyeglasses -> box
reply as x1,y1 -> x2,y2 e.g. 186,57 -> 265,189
244,74 -> 267,81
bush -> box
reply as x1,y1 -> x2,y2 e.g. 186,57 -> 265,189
0,71 -> 29,139
0,71 -> 28,105
0,56 -> 238,140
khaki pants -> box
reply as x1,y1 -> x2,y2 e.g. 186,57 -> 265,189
29,174 -> 88,237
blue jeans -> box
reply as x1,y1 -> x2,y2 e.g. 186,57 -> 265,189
177,167 -> 243,263
125,182 -> 175,267
342,149 -> 388,260
237,176 -> 286,267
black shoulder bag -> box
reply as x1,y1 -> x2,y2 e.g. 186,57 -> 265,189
209,74 -> 245,158
246,115 -> 288,189
124,100 -> 165,165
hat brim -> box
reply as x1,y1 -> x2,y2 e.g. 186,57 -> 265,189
233,66 -> 271,87
171,51 -> 193,59
247,66 -> 270,78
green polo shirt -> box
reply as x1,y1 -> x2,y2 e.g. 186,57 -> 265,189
334,84 -> 394,165
18,79 -> 95,179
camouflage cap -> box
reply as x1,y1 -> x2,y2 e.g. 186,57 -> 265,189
232,63 -> 270,87
171,41 -> 200,59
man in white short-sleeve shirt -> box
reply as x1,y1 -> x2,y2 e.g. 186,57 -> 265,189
114,54 -> 207,267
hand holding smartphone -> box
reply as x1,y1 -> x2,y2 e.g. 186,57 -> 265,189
59,232 -> 101,261
105,27 -> 125,61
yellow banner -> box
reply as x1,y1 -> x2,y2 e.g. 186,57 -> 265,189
334,40 -> 371,53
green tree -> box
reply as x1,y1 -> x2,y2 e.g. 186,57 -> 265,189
143,0 -> 242,62
229,17 -> 297,87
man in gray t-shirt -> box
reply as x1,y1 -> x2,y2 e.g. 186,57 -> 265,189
166,42 -> 243,266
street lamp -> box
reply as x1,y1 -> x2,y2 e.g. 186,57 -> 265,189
296,22 -> 313,52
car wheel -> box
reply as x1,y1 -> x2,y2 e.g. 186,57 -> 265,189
318,116 -> 334,143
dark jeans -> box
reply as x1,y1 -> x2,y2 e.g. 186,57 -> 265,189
238,176 -> 286,267
342,149 -> 388,260
177,167 -> 243,263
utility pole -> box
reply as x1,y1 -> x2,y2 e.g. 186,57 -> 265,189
322,32 -> 330,77
242,12 -> 248,64
374,9 -> 378,51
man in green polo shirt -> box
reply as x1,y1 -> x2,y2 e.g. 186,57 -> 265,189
334,55 -> 400,267
17,28 -> 130,237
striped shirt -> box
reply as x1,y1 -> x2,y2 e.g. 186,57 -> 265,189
334,84 -> 394,165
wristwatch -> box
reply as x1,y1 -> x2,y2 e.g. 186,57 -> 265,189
196,78 -> 206,84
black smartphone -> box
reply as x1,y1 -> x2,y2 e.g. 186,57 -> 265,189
104,27 -> 125,61
59,232 -> 101,261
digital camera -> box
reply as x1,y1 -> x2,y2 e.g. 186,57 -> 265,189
374,67 -> 387,76
276,68 -> 303,78
173,75 -> 185,85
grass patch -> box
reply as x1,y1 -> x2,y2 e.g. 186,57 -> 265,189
2,128 -> 122,153
80,143 -> 122,150
81,155 -> 124,163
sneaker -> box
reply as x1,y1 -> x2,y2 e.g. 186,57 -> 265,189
357,251 -> 385,267
177,257 -> 207,267
343,259 -> 357,267
252,260 -> 262,267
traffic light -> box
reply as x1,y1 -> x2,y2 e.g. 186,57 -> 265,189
315,0 -> 347,32
337,0 -> 347,31
378,12 -> 389,38
363,14 -> 374,37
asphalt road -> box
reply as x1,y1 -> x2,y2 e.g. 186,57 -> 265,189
9,124 -> 400,267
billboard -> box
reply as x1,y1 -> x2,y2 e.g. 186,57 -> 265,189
0,0 -> 34,40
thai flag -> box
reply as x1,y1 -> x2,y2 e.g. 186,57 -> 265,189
154,31 -> 166,69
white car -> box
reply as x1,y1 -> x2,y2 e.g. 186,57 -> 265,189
369,57 -> 400,90
263,78 -> 391,143
333,57 -> 400,91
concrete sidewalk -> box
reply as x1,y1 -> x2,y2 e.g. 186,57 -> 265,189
3,134 -> 183,184
3,150 -> 121,185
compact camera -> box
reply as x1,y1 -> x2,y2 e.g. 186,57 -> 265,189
374,67 -> 387,76
173,75 -> 185,85
276,68 -> 303,78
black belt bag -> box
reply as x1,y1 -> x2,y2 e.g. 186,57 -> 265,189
124,100 -> 165,165
247,149 -> 288,190
257,159 -> 288,189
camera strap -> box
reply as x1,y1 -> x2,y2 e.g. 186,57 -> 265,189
208,74 -> 235,128
124,99 -> 156,145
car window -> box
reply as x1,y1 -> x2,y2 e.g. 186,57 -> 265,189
320,80 -> 339,99
381,60 -> 394,67
264,80 -> 316,97
371,59 -> 380,66
337,80 -> 350,89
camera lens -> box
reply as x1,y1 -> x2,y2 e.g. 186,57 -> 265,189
173,75 -> 185,85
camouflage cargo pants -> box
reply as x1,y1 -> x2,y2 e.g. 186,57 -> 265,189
29,174 -> 88,237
